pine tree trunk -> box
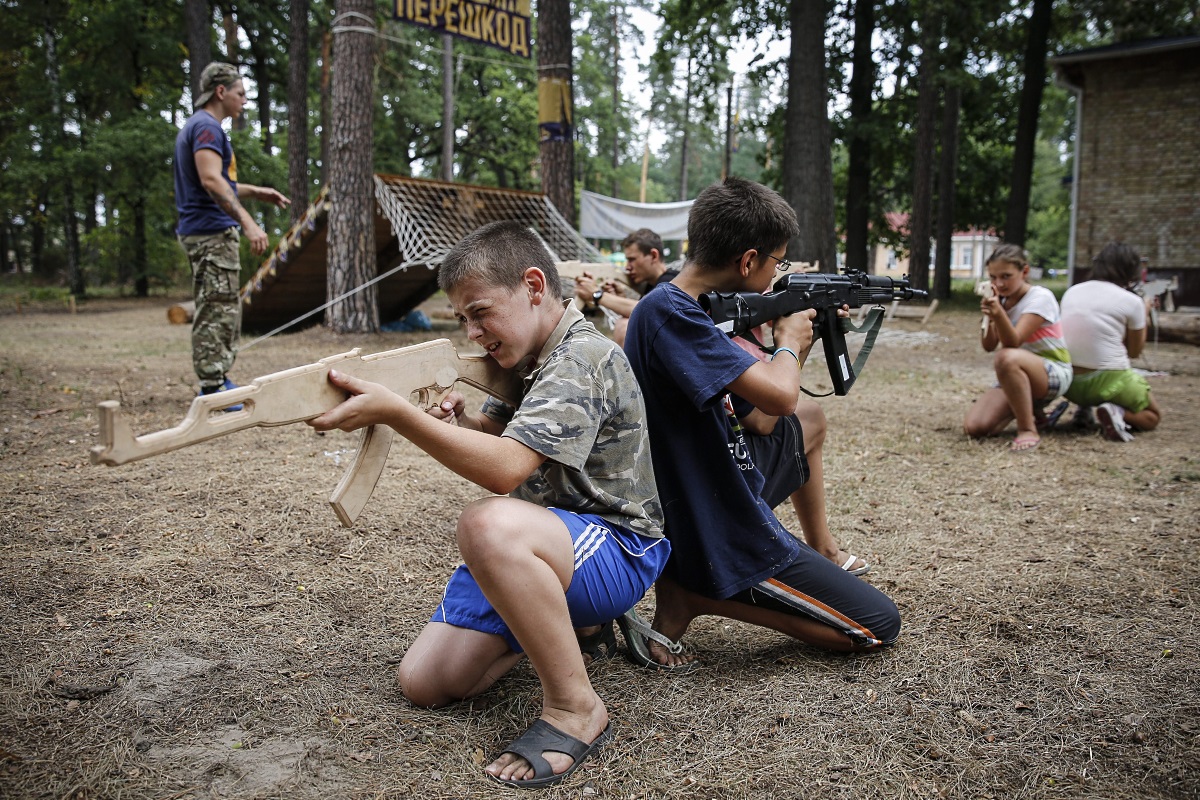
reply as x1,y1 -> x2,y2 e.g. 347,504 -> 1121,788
64,182 -> 83,297
185,0 -> 212,99
220,4 -> 247,131
134,198 -> 149,298
538,0 -> 575,227
248,35 -> 274,152
319,29 -> 332,186
442,34 -> 454,181
1003,0 -> 1053,245
934,83 -> 960,300
45,25 -> 84,296
844,0 -> 875,274
907,17 -> 940,292
611,4 -> 620,197
678,61 -> 691,201
288,0 -> 310,222
326,0 -> 377,334
782,0 -> 836,273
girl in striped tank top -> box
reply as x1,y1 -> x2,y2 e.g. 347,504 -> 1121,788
963,244 -> 1072,452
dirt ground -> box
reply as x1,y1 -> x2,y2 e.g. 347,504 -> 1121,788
1,296 -> 1197,800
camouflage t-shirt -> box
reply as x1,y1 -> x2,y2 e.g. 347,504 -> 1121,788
481,303 -> 664,539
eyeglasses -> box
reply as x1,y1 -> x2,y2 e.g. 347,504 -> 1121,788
765,253 -> 792,273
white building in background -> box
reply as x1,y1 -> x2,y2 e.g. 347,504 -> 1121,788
863,212 -> 999,281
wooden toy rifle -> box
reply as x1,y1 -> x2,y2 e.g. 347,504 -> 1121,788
89,339 -> 523,528
975,279 -> 995,334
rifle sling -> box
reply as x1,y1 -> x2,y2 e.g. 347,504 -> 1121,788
800,306 -> 887,398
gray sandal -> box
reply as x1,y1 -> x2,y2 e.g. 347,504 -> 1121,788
616,610 -> 700,673
489,719 -> 612,788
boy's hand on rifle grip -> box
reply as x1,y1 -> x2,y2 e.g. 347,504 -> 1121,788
772,308 -> 817,355
307,369 -> 406,433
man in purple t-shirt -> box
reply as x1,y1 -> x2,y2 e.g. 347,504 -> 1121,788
174,62 -> 290,399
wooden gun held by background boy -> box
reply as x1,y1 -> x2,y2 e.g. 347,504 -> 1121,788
89,339 -> 523,528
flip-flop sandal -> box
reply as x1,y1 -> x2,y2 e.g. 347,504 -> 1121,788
840,553 -> 872,576
488,720 -> 612,788
1037,399 -> 1069,431
616,610 -> 700,673
1010,436 -> 1040,452
576,620 -> 617,666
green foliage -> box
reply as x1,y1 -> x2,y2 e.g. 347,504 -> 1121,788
3,0 -> 1197,298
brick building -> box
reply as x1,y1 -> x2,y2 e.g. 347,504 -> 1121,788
1051,36 -> 1200,306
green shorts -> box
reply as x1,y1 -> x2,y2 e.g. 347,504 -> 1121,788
1065,369 -> 1152,413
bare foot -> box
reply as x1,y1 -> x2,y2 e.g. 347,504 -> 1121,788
644,580 -> 700,669
575,623 -> 615,667
484,701 -> 609,783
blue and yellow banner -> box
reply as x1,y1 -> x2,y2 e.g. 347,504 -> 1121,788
393,0 -> 531,59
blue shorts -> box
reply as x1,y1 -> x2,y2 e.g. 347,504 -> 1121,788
431,509 -> 670,653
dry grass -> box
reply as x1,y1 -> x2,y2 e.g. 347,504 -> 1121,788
1,298 -> 1197,800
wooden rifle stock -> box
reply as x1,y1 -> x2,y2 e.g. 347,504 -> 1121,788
89,339 -> 523,527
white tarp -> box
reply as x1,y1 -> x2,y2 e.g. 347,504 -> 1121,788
579,190 -> 693,240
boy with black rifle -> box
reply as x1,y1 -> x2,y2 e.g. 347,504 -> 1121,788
308,221 -> 669,787
622,177 -> 901,670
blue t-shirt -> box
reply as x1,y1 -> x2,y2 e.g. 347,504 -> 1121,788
174,111 -> 239,236
625,283 -> 802,599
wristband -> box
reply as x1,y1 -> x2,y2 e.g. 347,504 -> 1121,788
772,347 -> 799,363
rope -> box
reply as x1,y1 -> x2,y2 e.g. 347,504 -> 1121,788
332,11 -> 375,25
238,257 -> 420,353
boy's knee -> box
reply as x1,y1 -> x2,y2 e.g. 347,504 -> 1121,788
455,497 -> 525,562
396,659 -> 455,709
852,599 -> 902,649
795,400 -> 827,446
874,605 -> 902,647
456,497 -> 500,546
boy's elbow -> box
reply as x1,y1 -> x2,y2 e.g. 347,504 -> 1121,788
481,475 -> 522,496
480,465 -> 531,496
759,394 -> 798,418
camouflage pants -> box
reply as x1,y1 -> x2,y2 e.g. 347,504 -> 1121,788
180,228 -> 241,390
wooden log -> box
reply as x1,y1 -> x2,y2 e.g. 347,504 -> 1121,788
1153,311 -> 1200,346
167,301 -> 195,325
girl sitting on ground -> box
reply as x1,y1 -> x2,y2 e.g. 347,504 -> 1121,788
1060,242 -> 1162,442
963,244 -> 1072,452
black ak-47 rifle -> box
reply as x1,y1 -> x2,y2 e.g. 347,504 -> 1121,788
700,269 -> 928,396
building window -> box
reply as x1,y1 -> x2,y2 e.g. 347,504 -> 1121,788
962,248 -> 973,267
